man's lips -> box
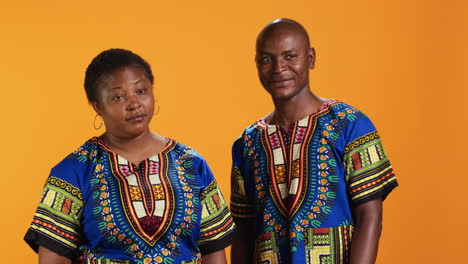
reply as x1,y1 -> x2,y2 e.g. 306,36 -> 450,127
126,113 -> 146,122
270,78 -> 293,87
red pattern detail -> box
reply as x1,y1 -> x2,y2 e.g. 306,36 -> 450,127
119,165 -> 133,177
32,219 -> 79,241
256,232 -> 272,240
139,215 -> 163,236
350,172 -> 394,194
294,127 -> 307,143
200,217 -> 233,237
312,227 -> 330,234
212,193 -> 221,210
148,160 -> 159,174
351,153 -> 362,170
268,133 -> 281,149
61,197 -> 72,214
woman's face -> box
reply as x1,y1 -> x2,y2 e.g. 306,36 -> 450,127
93,66 -> 155,139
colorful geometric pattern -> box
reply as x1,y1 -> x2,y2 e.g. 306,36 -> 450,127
106,152 -> 173,246
230,166 -> 255,220
230,100 -> 397,263
254,233 -> 280,264
344,131 -> 397,205
304,226 -> 353,264
25,138 -> 235,263
82,259 -> 130,264
199,180 -> 236,247
28,176 -> 83,255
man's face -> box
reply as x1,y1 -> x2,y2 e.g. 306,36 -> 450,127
256,29 -> 315,101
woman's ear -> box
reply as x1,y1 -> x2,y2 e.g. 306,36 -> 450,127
92,101 -> 103,116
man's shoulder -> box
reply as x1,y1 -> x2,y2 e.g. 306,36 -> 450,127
328,100 -> 362,113
327,100 -> 369,122
239,118 -> 268,135
231,118 -> 267,150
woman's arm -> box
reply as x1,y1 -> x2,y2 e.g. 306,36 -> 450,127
349,197 -> 383,264
38,246 -> 72,264
201,249 -> 227,264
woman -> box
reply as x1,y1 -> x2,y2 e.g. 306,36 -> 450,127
24,49 -> 236,264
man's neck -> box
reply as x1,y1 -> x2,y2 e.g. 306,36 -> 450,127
270,89 -> 325,131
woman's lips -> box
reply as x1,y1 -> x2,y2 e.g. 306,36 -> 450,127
126,114 -> 146,122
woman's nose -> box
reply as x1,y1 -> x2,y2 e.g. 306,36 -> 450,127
126,95 -> 142,111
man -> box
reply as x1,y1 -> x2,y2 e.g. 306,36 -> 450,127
230,18 -> 398,264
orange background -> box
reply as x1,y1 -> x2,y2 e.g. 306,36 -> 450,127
1,0 -> 466,263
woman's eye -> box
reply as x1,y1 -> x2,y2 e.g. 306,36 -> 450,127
137,88 -> 146,95
112,95 -> 125,101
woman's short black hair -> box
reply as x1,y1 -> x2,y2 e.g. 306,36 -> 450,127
84,48 -> 154,102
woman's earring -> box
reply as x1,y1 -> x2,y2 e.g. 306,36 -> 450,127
154,99 -> 160,116
94,114 -> 103,130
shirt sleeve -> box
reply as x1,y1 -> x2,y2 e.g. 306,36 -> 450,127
229,137 -> 255,223
24,159 -> 84,260
343,116 -> 398,207
197,158 -> 236,255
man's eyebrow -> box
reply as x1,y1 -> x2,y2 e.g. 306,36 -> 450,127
257,49 -> 298,55
281,49 -> 297,54
257,51 -> 273,55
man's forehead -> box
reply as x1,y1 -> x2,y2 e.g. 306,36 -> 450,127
257,29 -> 307,50
256,19 -> 310,50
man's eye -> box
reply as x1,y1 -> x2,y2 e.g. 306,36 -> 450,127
137,88 -> 146,95
260,57 -> 271,63
286,54 -> 297,60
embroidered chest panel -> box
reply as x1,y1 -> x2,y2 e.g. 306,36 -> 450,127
85,141 -> 202,263
108,154 -> 175,246
245,102 -> 355,239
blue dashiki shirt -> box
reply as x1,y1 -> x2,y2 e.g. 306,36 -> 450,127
230,100 -> 398,264
25,137 -> 236,264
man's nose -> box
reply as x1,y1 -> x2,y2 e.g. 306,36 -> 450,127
272,58 -> 286,73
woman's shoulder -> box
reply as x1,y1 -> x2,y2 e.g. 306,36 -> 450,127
51,137 -> 101,173
168,139 -> 209,166
46,137 -> 101,191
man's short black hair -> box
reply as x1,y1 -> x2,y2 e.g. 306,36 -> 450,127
84,48 -> 154,102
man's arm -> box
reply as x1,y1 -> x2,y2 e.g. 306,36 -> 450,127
231,222 -> 255,264
38,246 -> 72,264
349,197 -> 383,264
201,249 -> 227,264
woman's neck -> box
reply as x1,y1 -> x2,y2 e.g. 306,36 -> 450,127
100,131 -> 166,165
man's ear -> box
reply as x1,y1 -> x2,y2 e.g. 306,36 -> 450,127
308,47 -> 316,69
